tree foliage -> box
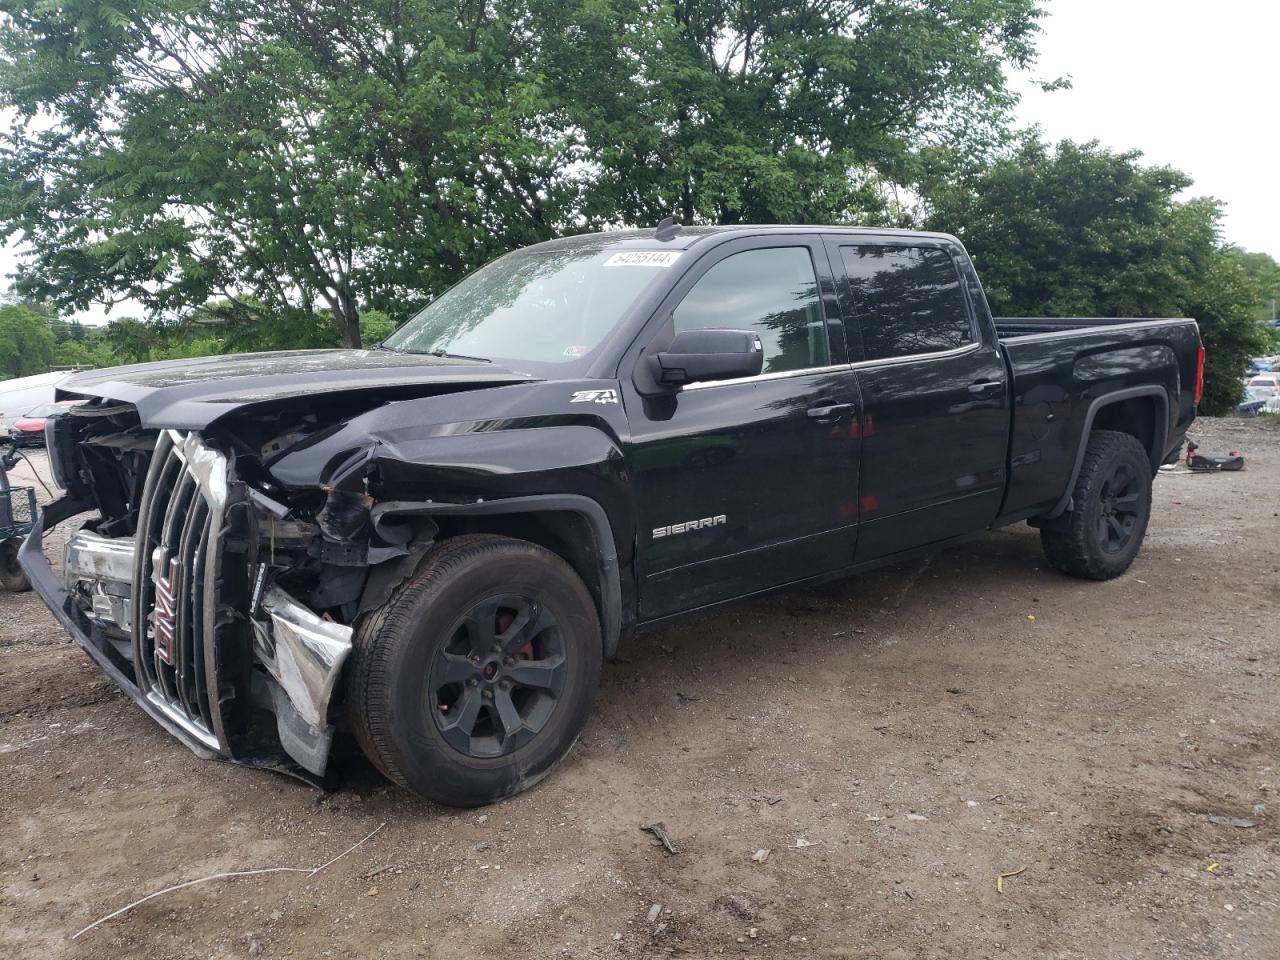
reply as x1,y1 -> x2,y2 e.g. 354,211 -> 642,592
539,0 -> 1045,225
923,139 -> 1272,414
1226,247 -> 1280,328
0,0 -> 1045,345
0,301 -> 56,377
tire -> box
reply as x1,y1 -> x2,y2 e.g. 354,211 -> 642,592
1040,430 -> 1153,580
0,538 -> 31,592
347,534 -> 602,807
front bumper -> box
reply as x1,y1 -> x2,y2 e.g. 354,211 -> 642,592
21,495 -> 354,782
20,498 -> 223,760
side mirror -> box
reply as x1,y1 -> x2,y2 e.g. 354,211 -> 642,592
651,329 -> 764,387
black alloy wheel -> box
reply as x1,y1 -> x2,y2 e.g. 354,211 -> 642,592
347,534 -> 602,807
1040,430 -> 1153,581
1095,460 -> 1143,554
430,595 -> 566,759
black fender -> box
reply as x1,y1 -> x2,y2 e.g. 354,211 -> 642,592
369,494 -> 624,657
1044,385 -> 1169,520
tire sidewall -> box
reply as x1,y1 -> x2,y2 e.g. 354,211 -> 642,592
0,538 -> 31,592
1078,437 -> 1152,576
367,541 -> 600,805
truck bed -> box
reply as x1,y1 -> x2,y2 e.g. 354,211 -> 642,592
993,314 -> 1201,524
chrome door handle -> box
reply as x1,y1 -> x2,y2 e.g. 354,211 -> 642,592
806,403 -> 854,422
968,380 -> 1002,396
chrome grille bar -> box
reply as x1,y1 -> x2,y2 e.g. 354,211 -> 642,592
131,430 -> 230,753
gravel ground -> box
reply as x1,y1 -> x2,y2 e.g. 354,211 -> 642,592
2,417 -> 1278,959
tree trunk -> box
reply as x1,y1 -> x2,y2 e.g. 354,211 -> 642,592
334,292 -> 361,348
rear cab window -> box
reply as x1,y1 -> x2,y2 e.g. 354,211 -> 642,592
837,244 -> 974,361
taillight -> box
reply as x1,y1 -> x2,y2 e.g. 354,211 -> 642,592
1193,344 -> 1205,406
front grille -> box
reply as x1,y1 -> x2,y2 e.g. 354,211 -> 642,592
131,431 -> 232,752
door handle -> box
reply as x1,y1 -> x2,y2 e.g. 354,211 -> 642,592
806,402 -> 854,423
968,380 -> 1003,396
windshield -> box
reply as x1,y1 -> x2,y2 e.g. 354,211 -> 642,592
384,245 -> 679,368
22,404 -> 60,418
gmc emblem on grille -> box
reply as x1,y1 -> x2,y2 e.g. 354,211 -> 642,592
152,555 -> 180,666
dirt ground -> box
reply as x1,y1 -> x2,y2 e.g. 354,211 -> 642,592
2,417 -> 1278,959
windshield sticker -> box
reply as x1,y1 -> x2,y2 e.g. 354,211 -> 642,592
571,389 -> 618,405
603,251 -> 683,268
563,344 -> 589,358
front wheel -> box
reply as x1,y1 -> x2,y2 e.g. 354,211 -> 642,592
1040,430 -> 1153,580
347,535 -> 602,807
0,538 -> 31,592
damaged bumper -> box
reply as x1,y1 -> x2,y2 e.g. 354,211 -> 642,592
22,435 -> 357,781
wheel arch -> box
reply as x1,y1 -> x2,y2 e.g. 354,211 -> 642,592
370,495 -> 624,657
1045,386 -> 1169,520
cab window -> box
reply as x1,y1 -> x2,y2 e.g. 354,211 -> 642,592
673,247 -> 828,375
840,245 -> 974,361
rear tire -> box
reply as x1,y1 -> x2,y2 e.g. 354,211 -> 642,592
0,538 -> 31,592
1040,430 -> 1153,580
347,534 -> 602,807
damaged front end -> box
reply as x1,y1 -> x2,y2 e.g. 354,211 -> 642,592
28,400 -> 434,782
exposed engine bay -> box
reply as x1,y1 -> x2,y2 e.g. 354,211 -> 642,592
44,393 -> 442,780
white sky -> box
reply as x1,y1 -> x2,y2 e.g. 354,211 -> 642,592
1010,0 -> 1279,259
2,0 -> 1277,324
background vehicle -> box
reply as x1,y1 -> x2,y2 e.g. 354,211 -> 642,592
0,370 -> 69,436
7,399 -> 83,446
23,225 -> 1202,807
1245,373 -> 1280,397
1238,373 -> 1280,415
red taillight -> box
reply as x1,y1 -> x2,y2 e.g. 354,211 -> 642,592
1193,344 -> 1205,406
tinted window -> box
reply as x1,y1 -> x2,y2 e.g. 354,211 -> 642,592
840,245 -> 973,361
673,247 -> 828,374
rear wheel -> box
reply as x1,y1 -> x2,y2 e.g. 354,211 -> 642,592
347,535 -> 602,806
0,538 -> 31,592
1040,430 -> 1153,580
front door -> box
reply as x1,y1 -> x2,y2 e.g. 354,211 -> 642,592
621,238 -> 862,620
825,236 -> 1010,562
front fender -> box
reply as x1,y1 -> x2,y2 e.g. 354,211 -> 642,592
263,381 -> 636,654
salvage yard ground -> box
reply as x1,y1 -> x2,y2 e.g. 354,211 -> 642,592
2,417 -> 1278,959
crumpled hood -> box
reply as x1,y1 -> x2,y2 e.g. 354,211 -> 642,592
57,349 -> 541,429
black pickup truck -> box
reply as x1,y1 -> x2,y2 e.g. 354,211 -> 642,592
24,225 -> 1203,806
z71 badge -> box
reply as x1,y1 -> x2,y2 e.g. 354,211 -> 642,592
571,389 -> 618,405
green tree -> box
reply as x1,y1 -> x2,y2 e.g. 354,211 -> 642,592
1,0 -> 1046,347
102,316 -> 212,364
540,0 -> 1045,226
54,335 -> 115,369
1225,248 -> 1280,328
359,310 -> 396,346
0,302 -> 56,377
189,300 -> 339,353
923,139 -> 1271,414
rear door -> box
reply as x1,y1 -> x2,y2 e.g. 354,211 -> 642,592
825,236 -> 1010,562
621,236 -> 861,620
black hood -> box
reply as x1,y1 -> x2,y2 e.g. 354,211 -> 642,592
58,349 -> 540,429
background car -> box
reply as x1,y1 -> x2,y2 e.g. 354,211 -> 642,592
1237,373 -> 1280,415
1246,373 -> 1280,396
7,399 -> 84,446
0,370 -> 69,437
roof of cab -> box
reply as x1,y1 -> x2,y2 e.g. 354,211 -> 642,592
526,224 -> 962,253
